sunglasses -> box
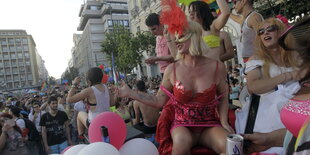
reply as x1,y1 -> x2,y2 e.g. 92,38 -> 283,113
257,25 -> 278,36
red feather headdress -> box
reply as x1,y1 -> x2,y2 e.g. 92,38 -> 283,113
160,0 -> 188,36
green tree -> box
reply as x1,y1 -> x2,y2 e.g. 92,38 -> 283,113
101,26 -> 156,75
61,67 -> 79,84
255,0 -> 310,21
48,76 -> 56,85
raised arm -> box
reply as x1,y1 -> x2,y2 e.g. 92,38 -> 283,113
247,13 -> 263,32
220,32 -> 234,61
117,65 -> 173,108
212,0 -> 231,31
217,61 -> 234,133
66,87 -> 90,104
164,27 -> 177,59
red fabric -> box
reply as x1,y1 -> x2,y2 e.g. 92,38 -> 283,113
243,58 -> 249,63
171,82 -> 221,128
156,102 -> 174,155
228,109 -> 236,130
22,128 -> 29,138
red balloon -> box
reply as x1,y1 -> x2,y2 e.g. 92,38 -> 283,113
99,64 -> 104,70
102,74 -> 109,83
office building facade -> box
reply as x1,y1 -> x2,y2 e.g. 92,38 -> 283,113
0,30 -> 47,91
73,0 -> 130,77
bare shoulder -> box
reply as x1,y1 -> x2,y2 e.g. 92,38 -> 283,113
133,100 -> 140,106
81,87 -> 92,95
248,13 -> 263,30
248,55 -> 260,61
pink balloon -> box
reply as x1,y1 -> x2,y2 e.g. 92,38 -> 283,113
61,145 -> 74,154
88,112 -> 127,149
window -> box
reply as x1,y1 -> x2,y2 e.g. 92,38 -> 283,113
9,45 -> 16,52
1,39 -> 7,45
22,38 -> 28,44
23,45 -> 29,51
90,6 -> 99,10
107,19 -> 113,27
137,26 -> 140,32
27,74 -> 32,80
15,38 -> 21,43
16,45 -> 22,52
8,38 -> 14,45
24,53 -> 30,58
6,75 -> 12,81
26,66 -> 31,72
17,52 -> 23,58
11,61 -> 17,66
123,20 -> 129,27
20,74 -> 25,80
119,20 -> 123,26
13,75 -> 18,80
18,60 -> 24,66
2,46 -> 9,52
113,20 -> 118,26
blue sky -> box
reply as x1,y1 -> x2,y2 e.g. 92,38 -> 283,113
0,0 -> 83,78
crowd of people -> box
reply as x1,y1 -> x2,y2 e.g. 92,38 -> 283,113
0,0 -> 309,155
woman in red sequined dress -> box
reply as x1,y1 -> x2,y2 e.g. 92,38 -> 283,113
117,21 -> 234,155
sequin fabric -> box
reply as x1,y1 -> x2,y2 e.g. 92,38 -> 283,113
282,99 -> 310,116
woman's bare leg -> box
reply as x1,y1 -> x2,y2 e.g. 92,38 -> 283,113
171,127 -> 198,155
199,126 -> 228,155
77,111 -> 88,135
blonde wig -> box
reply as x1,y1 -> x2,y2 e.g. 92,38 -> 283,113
176,21 -> 210,59
255,17 -> 297,78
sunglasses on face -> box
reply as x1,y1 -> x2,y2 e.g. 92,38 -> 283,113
258,25 -> 278,35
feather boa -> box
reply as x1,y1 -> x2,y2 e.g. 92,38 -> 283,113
160,0 -> 188,36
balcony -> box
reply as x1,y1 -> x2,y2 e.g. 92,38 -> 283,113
141,0 -> 151,10
130,6 -> 139,18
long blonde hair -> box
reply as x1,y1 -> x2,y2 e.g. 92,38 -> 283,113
176,21 -> 209,59
255,18 -> 297,78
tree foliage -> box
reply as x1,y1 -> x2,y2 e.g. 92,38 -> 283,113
61,67 -> 79,84
255,0 -> 310,21
101,25 -> 156,74
48,76 -> 56,86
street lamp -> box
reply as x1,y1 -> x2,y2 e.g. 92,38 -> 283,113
103,2 -> 117,84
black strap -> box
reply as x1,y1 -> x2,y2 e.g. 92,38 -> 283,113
86,98 -> 97,106
244,94 -> 260,134
244,93 -> 260,148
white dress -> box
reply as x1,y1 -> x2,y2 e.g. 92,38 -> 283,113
236,60 -> 300,155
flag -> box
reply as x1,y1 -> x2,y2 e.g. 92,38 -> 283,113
41,81 -> 48,91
